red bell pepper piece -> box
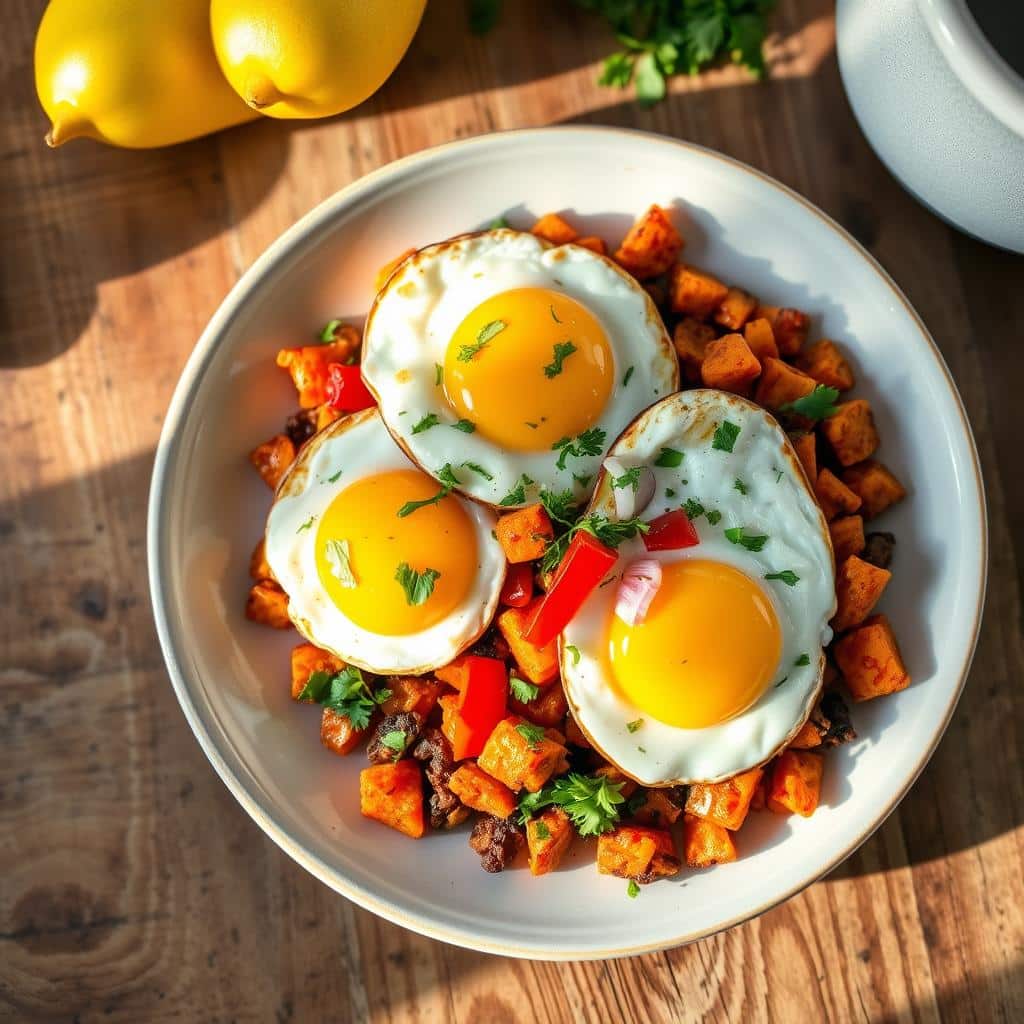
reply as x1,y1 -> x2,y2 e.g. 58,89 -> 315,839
525,530 -> 617,648
449,655 -> 508,760
499,562 -> 534,608
642,509 -> 700,552
325,362 -> 375,413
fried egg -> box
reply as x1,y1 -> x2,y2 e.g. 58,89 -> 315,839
264,408 -> 505,674
562,390 -> 836,785
361,229 -> 678,508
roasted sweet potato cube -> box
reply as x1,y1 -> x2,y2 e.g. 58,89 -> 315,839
815,468 -> 862,521
477,716 -> 567,793
449,762 -> 518,819
438,693 -> 459,746
594,763 -> 637,799
245,581 -> 291,629
629,789 -> 684,827
756,305 -> 810,356
834,614 -> 910,701
564,715 -> 591,748
749,771 -> 769,811
359,760 -> 424,838
767,750 -> 823,817
753,357 -> 816,412
796,339 -> 855,391
832,554 -> 891,632
841,460 -> 907,519
575,235 -> 608,255
669,264 -> 729,317
829,515 -> 866,565
290,642 -> 344,700
510,681 -> 568,728
497,600 -> 560,684
531,212 -> 578,245
788,718 -> 824,750
379,676 -> 441,718
250,537 -> 275,582
790,431 -> 818,483
526,807 -> 574,876
821,399 -> 879,467
744,317 -> 779,362
613,205 -> 683,280
597,825 -> 680,881
374,247 -> 416,291
276,332 -> 359,408
496,504 -> 554,563
684,767 -> 763,831
673,317 -> 717,382
714,287 -> 758,331
249,434 -> 296,490
682,814 -> 738,868
700,333 -> 762,395
321,706 -> 368,756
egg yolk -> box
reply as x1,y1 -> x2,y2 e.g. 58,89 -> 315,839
443,288 -> 614,452
606,560 -> 782,729
315,469 -> 479,636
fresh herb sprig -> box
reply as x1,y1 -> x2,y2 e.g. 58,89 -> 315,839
540,511 -> 648,574
297,666 -> 390,731
518,772 -> 627,836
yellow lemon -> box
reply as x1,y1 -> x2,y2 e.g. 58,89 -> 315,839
210,0 -> 427,119
35,0 -> 257,148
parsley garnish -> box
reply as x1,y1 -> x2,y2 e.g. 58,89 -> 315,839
434,363 -> 443,386
611,466 -> 642,493
535,820 -> 551,840
683,498 -> 705,520
550,305 -> 563,324
451,419 -> 476,433
516,722 -> 548,749
544,340 -> 578,378
499,473 -> 533,507
539,488 -> 578,527
319,319 -> 341,343
565,644 -> 581,665
510,676 -> 540,704
725,527 -> 768,551
794,653 -> 811,667
298,665 -> 386,731
517,772 -> 626,836
712,420 -> 741,452
781,385 -> 840,420
654,446 -> 684,468
540,512 -> 648,574
326,469 -> 343,484
411,413 -> 440,434
622,365 -> 635,387
397,463 -> 461,517
765,569 -> 800,586
552,427 -> 607,470
296,516 -> 315,533
461,461 -> 494,481
665,487 -> 677,498
458,319 -> 506,362
489,214 -> 510,229
734,478 -> 749,495
774,467 -> 784,484
627,880 -> 641,899
380,730 -> 408,758
706,509 -> 722,525
626,718 -> 643,733
324,538 -> 357,588
395,563 -> 441,605
774,676 -> 789,689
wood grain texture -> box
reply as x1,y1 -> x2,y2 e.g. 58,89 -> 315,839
2,0 -> 1023,1019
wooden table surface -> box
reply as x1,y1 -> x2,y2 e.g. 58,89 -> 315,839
3,0 -> 1023,1020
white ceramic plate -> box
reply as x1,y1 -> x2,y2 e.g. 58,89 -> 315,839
148,127 -> 986,959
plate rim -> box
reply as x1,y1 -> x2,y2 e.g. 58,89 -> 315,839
147,125 -> 988,960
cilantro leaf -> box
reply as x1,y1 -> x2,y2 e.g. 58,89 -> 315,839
510,676 -> 541,704
316,665 -> 378,731
794,653 -> 811,667
489,215 -> 510,229
626,718 -> 643,733
461,461 -> 494,481
499,473 -> 533,507
781,385 -> 840,420
411,413 -> 440,434
564,644 -> 581,666
705,509 -> 722,525
734,478 -> 749,495
725,527 -> 768,552
611,466 -> 642,493
517,772 -> 626,836
540,511 -> 648,575
451,419 -> 476,433
765,569 -> 800,586
539,488 -> 578,527
297,670 -> 333,703
552,427 -> 607,471
380,730 -> 408,757
599,51 -> 635,88
398,463 -> 461,517
535,820 -> 551,840
319,319 -> 341,343
627,879 -> 641,899
684,498 -> 705,520
516,722 -> 548,749
296,516 -> 315,533
395,563 -> 441,605
622,365 -> 635,387
654,446 -> 684,468
712,420 -> 741,452
458,319 -> 506,362
544,340 -> 578,378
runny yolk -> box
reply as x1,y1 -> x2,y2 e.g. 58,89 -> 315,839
314,469 -> 478,636
443,287 -> 614,452
606,559 -> 782,729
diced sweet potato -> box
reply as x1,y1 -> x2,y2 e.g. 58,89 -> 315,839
743,317 -> 779,362
821,399 -> 879,467
531,212 -> 577,246
594,763 -> 637,799
510,681 -> 568,728
249,434 -> 296,490
290,642 -> 344,700
497,600 -> 560,685
714,287 -> 758,331
434,656 -> 470,691
316,404 -> 341,432
753,357 -> 816,412
276,331 -> 360,408
613,205 -> 684,280
834,614 -> 910,701
379,676 -> 441,718
832,554 -> 891,632
526,807 -> 574,876
574,235 -> 607,255
755,305 -> 810,356
374,248 -> 416,291
790,431 -> 818,483
477,716 -> 568,793
788,719 -> 824,750
796,339 -> 854,391
564,715 -> 591,748
449,762 -> 518,819
829,515 -> 866,565
496,504 -> 554,563
250,537 -> 275,582
700,333 -> 762,395
767,750 -> 823,817
673,317 -> 717,382
669,264 -> 729,317
597,825 -> 680,881
359,760 -> 424,838
438,693 -> 459,746
682,814 -> 738,868
321,706 -> 368,756
815,468 -> 863,521
841,460 -> 907,519
684,767 -> 763,831
749,772 -> 769,812
629,789 -> 684,827
245,581 -> 291,629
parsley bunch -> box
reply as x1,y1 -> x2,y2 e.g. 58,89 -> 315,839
298,665 -> 390,731
518,772 -> 627,836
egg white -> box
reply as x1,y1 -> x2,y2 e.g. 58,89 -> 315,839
361,229 -> 678,508
562,390 -> 837,785
264,408 -> 505,675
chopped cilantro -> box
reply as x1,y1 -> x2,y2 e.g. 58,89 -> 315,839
299,665 -> 380,731
398,463 -> 461,517
654,446 -> 684,468
665,487 -> 677,498
411,413 -> 440,434
626,718 -> 643,733
539,488 -> 578,527
380,730 -> 408,757
516,722 -> 548,749
794,653 -> 811,667
319,319 -> 341,343
499,473 -> 533,506
706,510 -> 722,525
394,563 -> 441,605
535,820 -> 551,840
489,214 -> 510,229
622,365 -> 635,387
451,418 -> 476,433
457,319 -> 506,362
683,498 -> 705,520
565,644 -> 581,666
774,676 -> 789,689
296,516 -> 315,533
461,461 -> 494,481
544,340 -> 578,378
781,385 -> 840,421
734,478 -> 749,496
611,466 -> 642,493
326,469 -> 343,484
510,676 -> 540,704
725,527 -> 768,552
552,427 -> 607,471
540,511 -> 648,574
627,880 -> 641,899
774,467 -> 784,484
712,420 -> 741,452
765,569 -> 800,586
517,772 -> 626,836
550,304 -> 563,324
